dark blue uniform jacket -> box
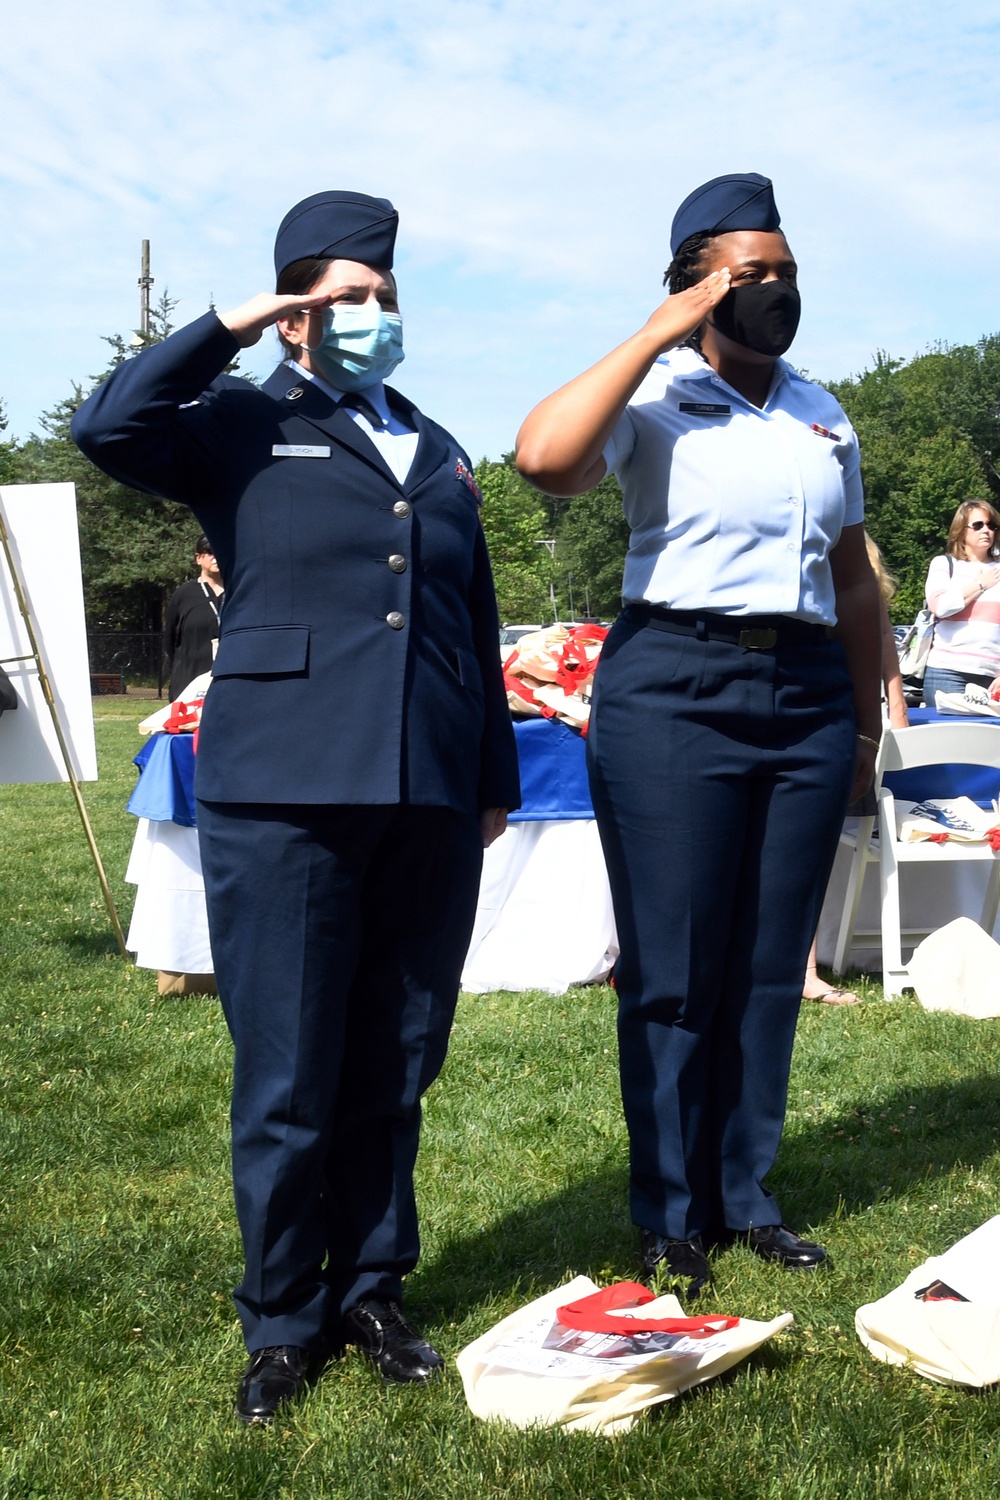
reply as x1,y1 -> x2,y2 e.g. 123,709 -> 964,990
72,312 -> 520,815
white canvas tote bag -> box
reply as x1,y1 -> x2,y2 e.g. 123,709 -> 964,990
856,1216 -> 1000,1386
456,1276 -> 793,1436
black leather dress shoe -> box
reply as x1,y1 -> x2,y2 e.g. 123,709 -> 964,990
640,1231 -> 711,1300
235,1344 -> 312,1424
744,1224 -> 828,1269
343,1299 -> 444,1384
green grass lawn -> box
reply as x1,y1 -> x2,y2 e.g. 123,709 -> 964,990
2,702 -> 999,1499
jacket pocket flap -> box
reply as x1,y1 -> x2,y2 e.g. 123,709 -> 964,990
213,625 -> 310,678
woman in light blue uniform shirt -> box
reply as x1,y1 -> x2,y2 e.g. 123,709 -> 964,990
517,174 -> 881,1298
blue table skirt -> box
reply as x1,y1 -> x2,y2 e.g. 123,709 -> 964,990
506,719 -> 593,821
128,716 -> 595,828
129,708 -> 1000,829
130,734 -> 198,827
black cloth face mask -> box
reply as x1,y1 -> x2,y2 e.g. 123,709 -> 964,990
710,280 -> 801,357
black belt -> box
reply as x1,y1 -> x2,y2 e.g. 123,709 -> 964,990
624,604 -> 829,650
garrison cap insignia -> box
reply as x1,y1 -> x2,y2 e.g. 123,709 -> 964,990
285,386 -> 304,401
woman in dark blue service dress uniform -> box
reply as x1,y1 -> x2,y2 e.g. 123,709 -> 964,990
516,174 -> 881,1297
73,192 -> 520,1422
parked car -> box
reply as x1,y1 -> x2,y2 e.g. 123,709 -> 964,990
499,624 -> 542,648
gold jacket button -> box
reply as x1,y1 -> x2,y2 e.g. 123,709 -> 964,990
386,611 -> 406,630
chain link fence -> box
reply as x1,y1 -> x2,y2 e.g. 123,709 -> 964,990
88,632 -> 166,697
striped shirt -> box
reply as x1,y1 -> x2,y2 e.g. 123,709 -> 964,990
925,554 -> 1000,677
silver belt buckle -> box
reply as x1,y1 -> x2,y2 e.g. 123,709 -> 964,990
739,627 -> 778,651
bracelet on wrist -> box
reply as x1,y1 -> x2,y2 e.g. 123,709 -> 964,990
857,732 -> 881,751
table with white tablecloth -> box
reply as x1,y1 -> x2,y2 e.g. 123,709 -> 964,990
125,718 -> 619,994
126,708 -> 1000,991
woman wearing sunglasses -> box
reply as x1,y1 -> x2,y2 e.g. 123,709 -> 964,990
923,499 -> 1000,704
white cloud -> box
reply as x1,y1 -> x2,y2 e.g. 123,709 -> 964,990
1,1 -> 1000,457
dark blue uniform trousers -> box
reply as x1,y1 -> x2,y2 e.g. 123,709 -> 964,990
587,613 -> 855,1241
196,800 -> 483,1352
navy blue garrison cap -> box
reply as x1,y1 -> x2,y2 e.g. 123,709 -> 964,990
670,173 -> 780,256
274,191 -> 398,277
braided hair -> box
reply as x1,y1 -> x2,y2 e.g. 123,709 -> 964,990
662,231 -> 717,352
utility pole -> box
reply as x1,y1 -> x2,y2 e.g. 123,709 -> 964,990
535,538 -> 558,622
139,240 -> 153,337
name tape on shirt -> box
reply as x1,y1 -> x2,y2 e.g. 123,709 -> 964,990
272,444 -> 332,458
810,424 -> 841,441
679,402 -> 731,416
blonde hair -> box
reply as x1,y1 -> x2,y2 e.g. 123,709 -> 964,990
864,531 -> 897,606
945,499 -> 1000,561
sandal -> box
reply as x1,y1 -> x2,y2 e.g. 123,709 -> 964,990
802,986 -> 860,1006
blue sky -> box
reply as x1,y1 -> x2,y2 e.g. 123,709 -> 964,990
2,1 -> 1000,460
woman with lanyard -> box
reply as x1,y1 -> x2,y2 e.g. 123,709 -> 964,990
164,534 -> 224,700
516,173 -> 881,1298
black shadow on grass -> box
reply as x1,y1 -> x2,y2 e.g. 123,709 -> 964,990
55,926 -> 128,959
414,1159 -> 634,1318
410,1074 -> 1000,1322
771,1073 -> 1000,1225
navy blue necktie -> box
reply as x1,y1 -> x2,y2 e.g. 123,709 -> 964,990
337,392 -> 385,429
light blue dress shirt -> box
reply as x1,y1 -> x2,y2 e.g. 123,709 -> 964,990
288,360 -> 419,486
602,346 -> 864,626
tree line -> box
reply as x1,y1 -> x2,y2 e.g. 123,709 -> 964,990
829,339 -> 1000,620
3,315 -> 1000,631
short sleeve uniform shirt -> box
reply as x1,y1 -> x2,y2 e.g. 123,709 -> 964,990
602,347 -> 863,626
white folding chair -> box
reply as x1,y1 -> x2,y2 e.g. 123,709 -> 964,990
833,723 -> 1000,997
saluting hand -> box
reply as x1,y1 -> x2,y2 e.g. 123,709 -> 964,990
515,267 -> 733,497
642,268 -> 732,355
217,292 -> 333,348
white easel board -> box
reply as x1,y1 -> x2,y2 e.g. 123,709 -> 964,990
0,483 -> 98,783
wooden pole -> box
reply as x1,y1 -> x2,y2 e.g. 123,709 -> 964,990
0,501 -> 129,961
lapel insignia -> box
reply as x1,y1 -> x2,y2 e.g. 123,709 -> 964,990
285,386 -> 304,401
455,458 -> 483,504
810,423 -> 841,441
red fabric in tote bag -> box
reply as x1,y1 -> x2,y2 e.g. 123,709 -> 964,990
556,1282 -> 738,1338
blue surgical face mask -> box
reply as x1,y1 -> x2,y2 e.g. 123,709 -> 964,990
304,303 -> 404,391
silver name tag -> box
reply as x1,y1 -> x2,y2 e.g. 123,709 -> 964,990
272,444 -> 331,458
